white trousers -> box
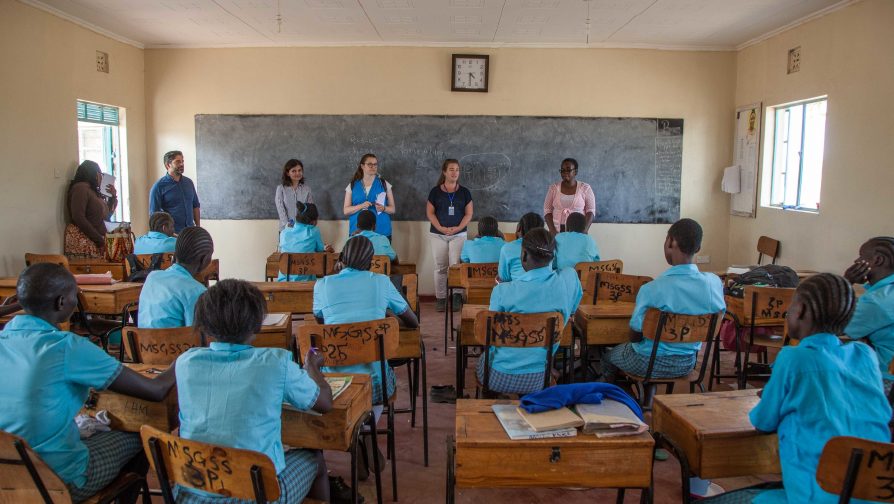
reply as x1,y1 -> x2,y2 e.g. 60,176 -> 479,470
429,232 -> 466,299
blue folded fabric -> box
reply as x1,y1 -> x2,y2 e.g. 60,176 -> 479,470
519,383 -> 644,421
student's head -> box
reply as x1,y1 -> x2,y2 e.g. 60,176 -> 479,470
71,160 -> 102,194
194,279 -> 267,345
281,159 -> 305,187
516,212 -> 545,239
664,218 -> 702,265
174,226 -> 214,274
149,211 -> 175,236
356,209 -> 377,232
352,153 -> 378,183
340,235 -> 375,271
477,216 -> 500,238
17,263 -> 78,325
163,150 -> 184,177
565,212 -> 586,233
858,237 -> 894,284
437,159 -> 461,186
521,228 -> 556,271
294,202 -> 320,226
786,273 -> 856,340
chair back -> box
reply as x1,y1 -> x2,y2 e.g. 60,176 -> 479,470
401,274 -> 419,314
134,253 -> 174,271
265,253 -> 281,281
757,236 -> 780,265
459,263 -> 498,305
370,255 -> 392,275
641,308 -> 724,385
125,326 -> 203,365
503,232 -> 516,242
24,253 -> 69,270
816,436 -> 894,502
140,425 -> 280,502
0,430 -> 71,503
575,259 -> 623,286
278,253 -> 325,279
584,272 -> 651,305
743,285 -> 795,327
322,252 -> 341,276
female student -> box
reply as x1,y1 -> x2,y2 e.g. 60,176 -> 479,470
278,203 -> 333,282
275,159 -> 315,231
0,263 -> 175,503
703,274 -> 891,503
343,154 -> 396,239
843,236 -> 894,393
497,212 -> 545,282
554,211 -> 600,269
173,279 -> 336,503
65,160 -> 118,259
133,211 -> 177,254
542,158 -> 596,236
460,216 -> 504,264
427,159 -> 474,312
138,226 -> 213,328
351,209 -> 397,262
480,228 -> 582,394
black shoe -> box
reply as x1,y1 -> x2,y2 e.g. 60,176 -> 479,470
430,384 -> 456,404
329,475 -> 363,504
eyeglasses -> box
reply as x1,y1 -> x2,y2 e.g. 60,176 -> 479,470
559,168 -> 575,173
364,163 -> 378,167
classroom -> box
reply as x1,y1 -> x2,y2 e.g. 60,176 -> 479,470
1,0 -> 893,502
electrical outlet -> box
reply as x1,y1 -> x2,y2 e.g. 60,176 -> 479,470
695,255 -> 711,264
96,51 -> 109,73
787,46 -> 800,74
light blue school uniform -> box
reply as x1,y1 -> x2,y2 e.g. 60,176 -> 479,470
278,223 -> 326,282
0,315 -> 122,487
486,266 -> 582,375
749,334 -> 891,504
630,264 -> 724,358
176,343 -> 319,476
497,239 -> 524,281
354,230 -> 396,261
554,231 -> 600,269
138,263 -> 207,328
845,272 -> 894,380
313,268 -> 409,401
461,236 -> 505,264
133,231 -> 177,255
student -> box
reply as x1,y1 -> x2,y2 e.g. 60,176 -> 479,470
602,218 -> 724,382
497,212 -> 545,282
553,211 -> 600,269
313,236 -> 419,405
278,202 -> 333,282
480,229 -> 582,395
174,279 -> 341,503
350,209 -> 397,262
704,274 -> 892,503
460,216 -> 505,264
133,211 -> 177,255
138,226 -> 213,328
0,263 -> 175,503
843,236 -> 894,393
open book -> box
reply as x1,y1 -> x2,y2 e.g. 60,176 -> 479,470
515,406 -> 584,432
282,376 -> 353,416
492,404 -> 577,440
574,400 -> 648,438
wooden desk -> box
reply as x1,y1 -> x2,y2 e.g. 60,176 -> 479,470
443,264 -> 464,356
265,252 -> 280,280
573,303 -> 635,346
253,312 -> 292,349
78,282 -> 142,315
392,263 -> 416,275
81,363 -> 178,433
281,373 -> 372,451
0,277 -> 16,298
69,258 -> 127,281
652,390 -> 780,496
251,281 -> 314,314
449,399 -> 653,498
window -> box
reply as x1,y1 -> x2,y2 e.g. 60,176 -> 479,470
77,100 -> 129,222
767,97 -> 827,211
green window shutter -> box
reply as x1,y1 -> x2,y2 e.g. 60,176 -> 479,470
76,100 -> 119,126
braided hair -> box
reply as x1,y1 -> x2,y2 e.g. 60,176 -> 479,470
517,212 -> 545,239
795,273 -> 856,335
194,279 -> 267,344
340,235 -> 374,271
866,237 -> 894,268
668,218 -> 703,255
149,212 -> 174,234
522,228 -> 556,264
477,216 -> 500,238
565,212 -> 586,233
174,226 -> 214,270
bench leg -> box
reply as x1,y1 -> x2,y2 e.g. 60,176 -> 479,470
445,436 -> 455,504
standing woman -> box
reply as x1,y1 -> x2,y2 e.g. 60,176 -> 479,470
275,159 -> 314,231
426,159 -> 473,312
543,158 -> 596,235
343,153 -> 396,239
64,160 -> 117,259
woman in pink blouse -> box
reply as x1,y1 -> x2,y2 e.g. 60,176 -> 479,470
543,158 -> 596,235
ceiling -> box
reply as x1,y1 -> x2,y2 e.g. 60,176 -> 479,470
26,0 -> 850,50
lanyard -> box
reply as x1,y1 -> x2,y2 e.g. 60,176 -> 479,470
445,184 -> 458,207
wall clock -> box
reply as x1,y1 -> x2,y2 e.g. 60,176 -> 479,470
452,54 -> 489,92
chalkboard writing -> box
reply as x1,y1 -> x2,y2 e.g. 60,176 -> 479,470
196,115 -> 684,224
165,440 -> 234,494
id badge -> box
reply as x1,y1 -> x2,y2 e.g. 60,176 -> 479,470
448,205 -> 455,216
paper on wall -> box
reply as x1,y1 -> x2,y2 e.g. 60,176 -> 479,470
721,165 -> 741,194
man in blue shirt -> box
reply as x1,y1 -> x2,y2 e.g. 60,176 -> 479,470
149,150 -> 200,233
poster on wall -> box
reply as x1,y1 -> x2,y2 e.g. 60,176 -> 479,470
730,103 -> 761,218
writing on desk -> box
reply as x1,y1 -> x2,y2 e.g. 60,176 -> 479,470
858,449 -> 894,499
759,296 -> 786,319
165,441 -> 234,494
140,342 -> 197,356
598,279 -> 634,302
370,256 -> 389,271
657,313 -> 711,342
487,313 -> 547,347
306,320 -> 396,365
468,264 -> 498,278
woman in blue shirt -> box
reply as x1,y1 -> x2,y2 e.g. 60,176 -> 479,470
278,203 -> 333,282
481,228 -> 582,395
174,279 -> 335,504
497,212 -> 545,282
460,216 -> 505,264
342,154 -> 396,239
553,212 -> 600,269
133,211 -> 177,255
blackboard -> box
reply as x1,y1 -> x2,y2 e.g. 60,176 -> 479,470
195,115 -> 683,224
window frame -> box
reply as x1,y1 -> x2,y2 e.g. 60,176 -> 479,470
765,96 -> 827,213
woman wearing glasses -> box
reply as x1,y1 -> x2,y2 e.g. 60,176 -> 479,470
343,153 -> 396,239
542,158 -> 596,235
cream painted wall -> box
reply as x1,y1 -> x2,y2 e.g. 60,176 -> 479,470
0,0 -> 147,276
145,46 -> 735,294
729,0 -> 894,272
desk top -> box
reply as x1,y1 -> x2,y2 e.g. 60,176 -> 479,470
251,281 -> 315,292
1,276 -> 142,294
575,303 -> 636,319
259,313 -> 291,332
653,389 -> 762,439
281,373 -> 372,451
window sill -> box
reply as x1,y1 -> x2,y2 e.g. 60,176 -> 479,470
762,205 -> 819,215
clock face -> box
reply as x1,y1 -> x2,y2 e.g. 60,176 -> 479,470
452,55 -> 488,92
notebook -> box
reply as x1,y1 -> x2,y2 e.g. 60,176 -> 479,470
262,313 -> 289,326
574,400 -> 647,438
516,406 -> 584,432
492,404 -> 577,440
